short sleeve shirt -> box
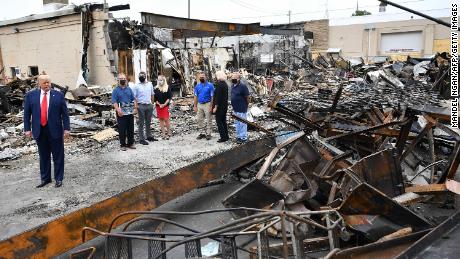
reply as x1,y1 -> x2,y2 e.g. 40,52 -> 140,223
231,82 -> 250,113
194,82 -> 214,103
133,82 -> 154,104
112,86 -> 135,115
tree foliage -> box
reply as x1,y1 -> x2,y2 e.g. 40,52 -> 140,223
352,10 -> 372,16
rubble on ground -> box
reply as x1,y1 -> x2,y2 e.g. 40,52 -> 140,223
51,50 -> 459,258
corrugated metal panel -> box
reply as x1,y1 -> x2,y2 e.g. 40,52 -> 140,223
380,31 -> 423,53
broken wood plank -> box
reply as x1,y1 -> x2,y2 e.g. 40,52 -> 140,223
91,128 -> 118,142
377,227 -> 412,242
255,131 -> 305,179
393,192 -> 425,205
232,114 -> 272,134
405,184 -> 447,194
445,179 -> 460,195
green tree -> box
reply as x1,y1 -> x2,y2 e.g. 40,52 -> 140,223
352,10 -> 372,16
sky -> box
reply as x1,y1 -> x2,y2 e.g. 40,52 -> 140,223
0,0 -> 451,25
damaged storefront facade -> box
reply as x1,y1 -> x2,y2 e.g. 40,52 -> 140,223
108,12 -> 310,96
0,4 -> 310,97
0,3 -> 118,88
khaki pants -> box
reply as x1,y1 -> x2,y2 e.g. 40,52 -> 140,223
197,102 -> 212,135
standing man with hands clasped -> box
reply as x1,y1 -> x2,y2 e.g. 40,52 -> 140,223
133,71 -> 157,145
193,72 -> 214,140
112,73 -> 137,151
24,74 -> 70,188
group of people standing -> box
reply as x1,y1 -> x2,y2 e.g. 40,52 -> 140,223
194,71 -> 250,144
112,72 -> 173,151
23,70 -> 250,188
113,70 -> 250,149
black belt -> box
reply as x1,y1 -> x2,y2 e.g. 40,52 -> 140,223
199,101 -> 210,104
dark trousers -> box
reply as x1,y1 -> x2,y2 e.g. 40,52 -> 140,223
215,111 -> 229,140
117,114 -> 134,146
36,125 -> 64,182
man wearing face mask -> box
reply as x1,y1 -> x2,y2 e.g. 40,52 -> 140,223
230,72 -> 250,144
112,73 -> 137,151
133,72 -> 156,145
193,72 -> 214,140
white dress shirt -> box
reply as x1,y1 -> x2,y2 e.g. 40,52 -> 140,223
40,89 -> 50,115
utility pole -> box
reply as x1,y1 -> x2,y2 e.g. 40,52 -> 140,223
188,0 -> 190,18
288,10 -> 291,24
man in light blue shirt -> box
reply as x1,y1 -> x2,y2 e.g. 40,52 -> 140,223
133,71 -> 157,145
193,72 -> 214,140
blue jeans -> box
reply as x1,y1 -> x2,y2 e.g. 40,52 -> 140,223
234,112 -> 248,140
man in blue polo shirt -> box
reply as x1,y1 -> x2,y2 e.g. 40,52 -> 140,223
112,73 -> 137,151
231,72 -> 250,143
193,72 -> 214,140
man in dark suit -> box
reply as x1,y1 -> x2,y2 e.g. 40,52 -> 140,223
24,74 -> 70,188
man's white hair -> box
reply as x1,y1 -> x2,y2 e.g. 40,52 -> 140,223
37,74 -> 51,82
215,71 -> 227,81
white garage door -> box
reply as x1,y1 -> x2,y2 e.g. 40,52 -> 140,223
380,31 -> 423,53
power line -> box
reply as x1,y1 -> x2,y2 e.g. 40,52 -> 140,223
211,0 -> 426,20
208,7 -> 449,25
229,0 -> 285,15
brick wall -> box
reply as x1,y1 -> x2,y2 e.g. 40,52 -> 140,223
303,19 -> 329,52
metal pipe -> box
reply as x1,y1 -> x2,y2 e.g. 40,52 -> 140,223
280,213 -> 290,259
155,214 -> 276,259
409,160 -> 447,182
108,207 -> 271,232
378,0 -> 452,28
323,248 -> 340,259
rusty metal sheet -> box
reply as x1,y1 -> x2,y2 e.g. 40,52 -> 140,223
331,230 -> 429,259
172,26 -> 301,38
394,210 -> 460,259
350,148 -> 404,198
339,183 -> 432,242
141,12 -> 259,33
0,137 -> 275,259
275,138 -> 322,178
222,179 -> 284,218
342,214 -> 404,241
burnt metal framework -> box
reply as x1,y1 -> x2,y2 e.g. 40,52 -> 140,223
140,12 -> 302,39
0,137 -> 276,258
81,207 -> 344,259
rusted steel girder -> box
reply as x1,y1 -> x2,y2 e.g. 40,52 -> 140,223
172,27 -> 301,39
141,12 -> 259,34
0,137 -> 275,259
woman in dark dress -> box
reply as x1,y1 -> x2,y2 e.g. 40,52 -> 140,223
212,71 -> 229,142
154,75 -> 172,140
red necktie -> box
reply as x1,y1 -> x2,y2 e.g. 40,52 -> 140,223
41,92 -> 48,126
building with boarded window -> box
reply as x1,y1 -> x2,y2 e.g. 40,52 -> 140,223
304,8 -> 451,61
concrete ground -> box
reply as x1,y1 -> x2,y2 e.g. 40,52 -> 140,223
0,131 -> 235,240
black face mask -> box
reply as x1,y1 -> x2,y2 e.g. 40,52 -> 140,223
231,79 -> 238,84
199,78 -> 205,83
119,80 -> 126,85
139,76 -> 146,82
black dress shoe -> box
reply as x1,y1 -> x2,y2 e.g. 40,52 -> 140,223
36,181 -> 51,188
147,137 -> 158,141
55,181 -> 63,188
140,140 -> 149,145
